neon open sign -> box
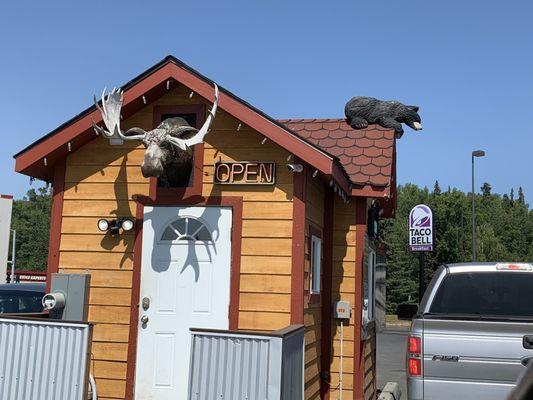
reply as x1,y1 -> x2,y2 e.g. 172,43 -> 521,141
214,161 -> 276,185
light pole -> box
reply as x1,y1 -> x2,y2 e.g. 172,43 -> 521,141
471,150 -> 485,262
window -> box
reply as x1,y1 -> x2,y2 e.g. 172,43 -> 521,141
362,247 -> 376,324
310,235 -> 322,294
161,217 -> 212,242
0,291 -> 44,313
158,113 -> 198,188
429,272 -> 533,319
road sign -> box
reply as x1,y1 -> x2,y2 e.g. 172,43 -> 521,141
409,204 -> 434,252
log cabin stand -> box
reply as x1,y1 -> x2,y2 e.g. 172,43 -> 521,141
14,56 -> 399,400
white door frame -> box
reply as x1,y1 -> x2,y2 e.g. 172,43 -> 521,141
132,205 -> 236,400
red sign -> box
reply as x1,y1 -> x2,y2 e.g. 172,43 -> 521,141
214,162 -> 276,185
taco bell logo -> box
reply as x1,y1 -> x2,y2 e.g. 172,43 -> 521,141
409,204 -> 434,252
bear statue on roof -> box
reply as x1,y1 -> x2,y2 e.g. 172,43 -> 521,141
344,96 -> 422,138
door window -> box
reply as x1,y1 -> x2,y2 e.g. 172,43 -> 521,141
160,217 -> 212,242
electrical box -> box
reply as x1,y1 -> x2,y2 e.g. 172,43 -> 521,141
333,300 -> 351,319
49,273 -> 91,321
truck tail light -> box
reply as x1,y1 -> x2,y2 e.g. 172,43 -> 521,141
408,335 -> 422,377
409,336 -> 422,353
409,358 -> 422,376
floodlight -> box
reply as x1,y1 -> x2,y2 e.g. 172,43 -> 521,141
97,219 -> 109,232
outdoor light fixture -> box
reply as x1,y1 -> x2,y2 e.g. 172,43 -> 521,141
286,163 -> 303,173
97,219 -> 109,232
97,218 -> 135,236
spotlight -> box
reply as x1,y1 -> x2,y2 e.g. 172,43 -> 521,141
97,218 -> 135,236
97,219 -> 109,232
121,218 -> 134,232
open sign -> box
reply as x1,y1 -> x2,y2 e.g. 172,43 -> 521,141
409,204 -> 434,252
214,161 -> 276,185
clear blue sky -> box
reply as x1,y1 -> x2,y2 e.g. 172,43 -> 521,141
1,1 -> 531,200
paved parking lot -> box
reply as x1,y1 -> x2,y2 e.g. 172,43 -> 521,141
377,328 -> 408,398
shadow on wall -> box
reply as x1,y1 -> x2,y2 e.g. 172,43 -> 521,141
142,205 -> 222,282
98,156 -> 135,268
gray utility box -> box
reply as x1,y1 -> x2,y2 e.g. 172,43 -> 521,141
50,273 -> 90,321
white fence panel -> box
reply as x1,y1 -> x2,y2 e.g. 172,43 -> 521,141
188,325 -> 304,400
0,317 -> 92,400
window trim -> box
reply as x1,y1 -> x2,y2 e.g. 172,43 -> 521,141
362,246 -> 377,324
308,225 -> 323,304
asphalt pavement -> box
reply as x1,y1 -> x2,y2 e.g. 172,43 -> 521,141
377,327 -> 408,398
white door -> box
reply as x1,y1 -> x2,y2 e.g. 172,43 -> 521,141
134,206 -> 232,400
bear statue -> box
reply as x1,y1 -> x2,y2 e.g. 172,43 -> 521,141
344,96 -> 422,138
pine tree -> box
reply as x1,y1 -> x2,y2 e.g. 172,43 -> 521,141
382,183 -> 531,312
433,181 -> 442,196
481,182 -> 491,197
518,187 -> 525,204
10,187 -> 51,271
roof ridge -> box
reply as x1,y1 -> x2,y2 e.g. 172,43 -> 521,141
278,118 -> 346,123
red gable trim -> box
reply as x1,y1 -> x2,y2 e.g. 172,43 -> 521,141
14,57 -> 350,191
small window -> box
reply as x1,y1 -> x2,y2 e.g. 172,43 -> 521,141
362,248 -> 376,323
158,113 -> 198,188
161,217 -> 212,243
310,236 -> 322,294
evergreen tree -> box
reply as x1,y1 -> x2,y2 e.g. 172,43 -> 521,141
382,183 -> 532,313
481,182 -> 491,197
518,187 -> 525,204
10,187 -> 51,271
433,181 -> 442,196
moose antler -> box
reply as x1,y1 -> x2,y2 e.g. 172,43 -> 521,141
92,88 -> 146,141
93,83 -> 218,148
165,84 -> 219,150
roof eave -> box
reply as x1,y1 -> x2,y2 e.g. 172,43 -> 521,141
15,56 -> 346,188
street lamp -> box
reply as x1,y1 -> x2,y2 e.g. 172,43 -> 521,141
472,150 -> 486,262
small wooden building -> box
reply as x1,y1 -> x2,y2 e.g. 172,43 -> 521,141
14,56 -> 398,400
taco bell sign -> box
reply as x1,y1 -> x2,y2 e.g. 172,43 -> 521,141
408,204 -> 434,252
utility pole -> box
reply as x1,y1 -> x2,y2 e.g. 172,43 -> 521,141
471,150 -> 485,262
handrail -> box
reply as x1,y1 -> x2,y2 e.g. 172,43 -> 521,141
190,323 -> 304,338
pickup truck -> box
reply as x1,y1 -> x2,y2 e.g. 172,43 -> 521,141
406,262 -> 533,400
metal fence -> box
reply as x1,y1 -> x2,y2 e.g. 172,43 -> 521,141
0,317 -> 92,400
188,324 -> 305,400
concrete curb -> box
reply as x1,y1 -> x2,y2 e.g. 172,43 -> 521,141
378,382 -> 401,400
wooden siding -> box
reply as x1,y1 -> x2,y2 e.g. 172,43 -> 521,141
363,327 -> 377,400
304,174 -> 325,400
329,197 -> 358,400
58,86 -> 294,399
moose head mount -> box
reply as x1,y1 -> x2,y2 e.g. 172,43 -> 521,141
93,84 -> 219,187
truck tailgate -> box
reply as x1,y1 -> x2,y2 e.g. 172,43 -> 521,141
423,319 -> 533,400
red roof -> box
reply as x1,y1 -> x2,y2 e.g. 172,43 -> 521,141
279,119 -> 395,190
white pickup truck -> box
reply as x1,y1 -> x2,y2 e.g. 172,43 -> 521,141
406,262 -> 533,400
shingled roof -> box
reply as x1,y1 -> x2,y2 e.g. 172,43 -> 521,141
279,119 -> 395,189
